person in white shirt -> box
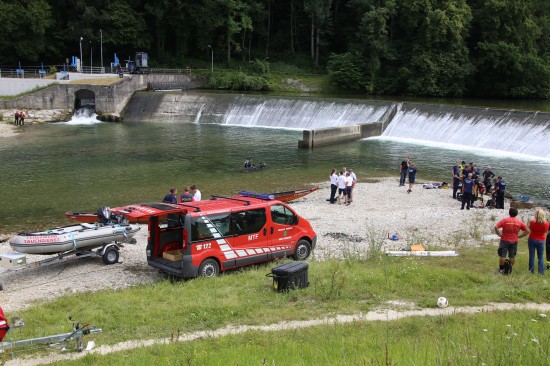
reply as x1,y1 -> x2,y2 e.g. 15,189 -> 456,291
337,171 -> 347,205
329,168 -> 338,203
191,185 -> 202,201
345,172 -> 354,205
349,169 -> 357,203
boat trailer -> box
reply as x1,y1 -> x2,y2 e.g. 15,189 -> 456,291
0,316 -> 102,354
0,240 -> 135,271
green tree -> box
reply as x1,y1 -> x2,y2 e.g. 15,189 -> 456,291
104,1 -> 151,52
304,0 -> 332,66
353,0 -> 398,93
327,51 -> 366,90
397,0 -> 473,96
0,0 -> 53,63
469,0 -> 549,98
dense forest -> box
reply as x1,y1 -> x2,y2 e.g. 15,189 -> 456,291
0,0 -> 548,98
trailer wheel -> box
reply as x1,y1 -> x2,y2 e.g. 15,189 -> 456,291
102,247 -> 120,265
292,240 -> 311,260
198,259 -> 219,278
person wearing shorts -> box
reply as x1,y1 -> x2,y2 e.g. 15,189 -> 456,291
494,207 -> 530,274
337,170 -> 347,205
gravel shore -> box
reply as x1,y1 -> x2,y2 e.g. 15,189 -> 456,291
0,178 -> 515,312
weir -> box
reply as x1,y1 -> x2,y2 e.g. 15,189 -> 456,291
123,93 -> 550,158
383,103 -> 550,160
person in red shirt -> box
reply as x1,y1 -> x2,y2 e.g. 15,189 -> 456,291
494,207 -> 530,274
528,209 -> 549,275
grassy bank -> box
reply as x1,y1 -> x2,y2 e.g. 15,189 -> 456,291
55,310 -> 550,365
3,243 -> 549,364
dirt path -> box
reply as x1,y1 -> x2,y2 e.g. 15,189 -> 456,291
5,302 -> 550,366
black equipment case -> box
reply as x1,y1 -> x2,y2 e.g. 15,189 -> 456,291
269,262 -> 309,292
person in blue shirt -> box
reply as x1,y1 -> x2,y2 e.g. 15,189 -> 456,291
407,163 -> 417,193
461,173 -> 475,210
494,176 -> 506,209
162,187 -> 178,203
452,161 -> 461,199
179,186 -> 194,202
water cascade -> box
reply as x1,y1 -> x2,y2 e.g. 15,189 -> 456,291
382,103 -> 550,160
219,96 -> 390,129
123,92 -> 392,128
123,92 -> 550,159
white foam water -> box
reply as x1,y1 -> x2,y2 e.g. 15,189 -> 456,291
63,109 -> 102,125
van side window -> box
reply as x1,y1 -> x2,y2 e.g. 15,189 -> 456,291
270,204 -> 296,225
190,216 -> 215,242
231,209 -> 266,236
208,213 -> 232,237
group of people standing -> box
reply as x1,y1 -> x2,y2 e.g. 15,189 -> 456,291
494,207 -> 550,275
162,185 -> 201,204
452,161 -> 506,210
14,110 -> 26,126
399,157 -> 417,193
329,167 -> 356,205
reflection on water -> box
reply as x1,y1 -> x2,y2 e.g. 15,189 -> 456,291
1,121 -> 549,233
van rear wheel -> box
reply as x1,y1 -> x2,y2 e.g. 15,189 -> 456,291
198,259 -> 219,278
292,240 -> 311,260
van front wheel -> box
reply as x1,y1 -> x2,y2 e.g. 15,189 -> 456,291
198,259 -> 219,277
292,240 -> 311,260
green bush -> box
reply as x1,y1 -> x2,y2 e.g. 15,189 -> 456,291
327,52 -> 366,91
247,59 -> 270,75
207,71 -> 269,91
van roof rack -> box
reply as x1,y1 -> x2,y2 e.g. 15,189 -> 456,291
176,203 -> 201,212
210,195 -> 251,206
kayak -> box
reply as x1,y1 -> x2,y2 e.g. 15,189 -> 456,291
239,187 -> 319,202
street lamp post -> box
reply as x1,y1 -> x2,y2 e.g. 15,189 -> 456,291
90,41 -> 93,74
100,29 -> 103,73
79,37 -> 83,73
207,45 -> 213,73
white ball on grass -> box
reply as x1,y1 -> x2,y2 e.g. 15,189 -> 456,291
437,296 -> 448,308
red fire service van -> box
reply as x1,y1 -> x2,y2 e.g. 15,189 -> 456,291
144,195 -> 317,278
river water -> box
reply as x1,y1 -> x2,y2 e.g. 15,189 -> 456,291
1,95 -> 549,234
